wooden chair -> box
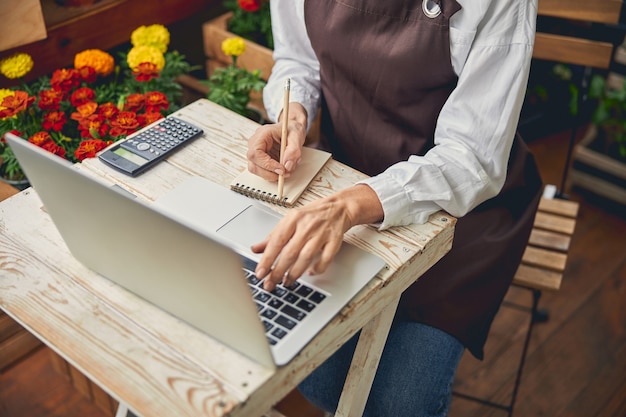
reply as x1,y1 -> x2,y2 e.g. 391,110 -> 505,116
452,0 -> 620,415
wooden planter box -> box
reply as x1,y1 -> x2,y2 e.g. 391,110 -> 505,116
569,125 -> 626,205
202,12 -> 274,81
202,12 -> 321,143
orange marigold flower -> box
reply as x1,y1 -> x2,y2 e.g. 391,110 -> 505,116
71,101 -> 98,121
110,111 -> 140,137
40,140 -> 66,159
133,62 -> 160,82
74,49 -> 115,77
78,114 -> 108,139
144,91 -> 168,113
74,139 -> 110,161
123,93 -> 145,112
70,87 -> 96,107
38,89 -> 64,111
42,111 -> 67,132
138,111 -> 164,127
98,102 -> 119,120
0,91 -> 35,118
28,131 -> 53,147
50,68 -> 80,92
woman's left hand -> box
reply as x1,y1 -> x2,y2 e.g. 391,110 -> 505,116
253,184 -> 384,291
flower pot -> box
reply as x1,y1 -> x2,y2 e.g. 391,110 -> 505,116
569,125 -> 626,205
0,175 -> 30,191
202,12 -> 274,82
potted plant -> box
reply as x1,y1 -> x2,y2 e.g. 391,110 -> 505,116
0,24 -> 195,185
203,36 -> 266,120
569,73 -> 626,205
223,0 -> 273,49
202,0 -> 274,84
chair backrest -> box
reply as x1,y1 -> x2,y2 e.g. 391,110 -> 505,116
533,0 -> 622,70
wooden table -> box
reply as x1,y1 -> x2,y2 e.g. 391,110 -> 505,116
0,99 -> 455,417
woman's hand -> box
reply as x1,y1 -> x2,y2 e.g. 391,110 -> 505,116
246,102 -> 308,182
253,185 -> 384,291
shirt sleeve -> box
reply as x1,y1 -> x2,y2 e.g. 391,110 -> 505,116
263,0 -> 321,131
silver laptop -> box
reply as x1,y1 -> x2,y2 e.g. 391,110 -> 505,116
6,133 -> 386,368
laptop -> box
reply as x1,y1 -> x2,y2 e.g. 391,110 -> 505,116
6,133 -> 386,368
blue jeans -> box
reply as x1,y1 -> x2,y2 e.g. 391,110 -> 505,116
298,321 -> 464,417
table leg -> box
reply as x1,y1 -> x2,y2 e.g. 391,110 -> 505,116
334,295 -> 400,417
115,403 -> 129,417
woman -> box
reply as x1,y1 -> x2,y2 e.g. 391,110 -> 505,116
246,0 -> 543,415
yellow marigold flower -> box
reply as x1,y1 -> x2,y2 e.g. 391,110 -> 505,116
130,24 -> 170,53
221,37 -> 246,57
0,88 -> 15,117
0,53 -> 34,79
127,45 -> 165,72
74,49 -> 115,76
0,88 -> 14,103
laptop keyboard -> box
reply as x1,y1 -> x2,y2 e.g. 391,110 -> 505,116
241,257 -> 327,346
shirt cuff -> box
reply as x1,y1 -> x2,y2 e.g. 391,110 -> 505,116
263,75 -> 320,132
358,174 -> 442,230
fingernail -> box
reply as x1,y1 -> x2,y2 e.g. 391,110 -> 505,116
285,160 -> 294,171
256,268 -> 266,278
274,168 -> 284,175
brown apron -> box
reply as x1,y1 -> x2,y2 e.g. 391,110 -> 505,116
304,0 -> 542,358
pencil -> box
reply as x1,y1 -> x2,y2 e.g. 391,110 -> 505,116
277,78 -> 290,200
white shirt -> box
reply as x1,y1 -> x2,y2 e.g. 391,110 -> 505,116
264,0 -> 538,229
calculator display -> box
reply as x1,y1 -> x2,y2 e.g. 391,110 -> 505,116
113,147 -> 149,166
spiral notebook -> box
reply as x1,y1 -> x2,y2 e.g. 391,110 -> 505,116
230,147 -> 331,207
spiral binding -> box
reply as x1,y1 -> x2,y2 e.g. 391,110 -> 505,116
231,183 -> 289,207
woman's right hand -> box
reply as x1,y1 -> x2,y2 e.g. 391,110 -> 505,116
246,102 -> 308,182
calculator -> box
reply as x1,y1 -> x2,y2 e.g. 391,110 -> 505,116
98,116 -> 204,177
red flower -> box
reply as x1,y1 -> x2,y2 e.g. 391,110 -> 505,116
2,130 -> 23,144
40,140 -> 67,159
70,87 -> 96,107
109,111 -> 140,137
38,89 -> 64,111
144,91 -> 169,113
50,68 -> 80,92
28,131 -> 53,147
75,66 -> 97,84
238,0 -> 260,12
74,139 -> 111,161
133,62 -> 160,82
97,102 -> 119,121
78,114 -> 109,139
0,91 -> 35,118
124,93 -> 145,112
42,111 -> 67,132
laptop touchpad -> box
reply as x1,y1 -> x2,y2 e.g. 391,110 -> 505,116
217,205 -> 280,249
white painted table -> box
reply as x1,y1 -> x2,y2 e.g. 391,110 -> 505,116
0,99 -> 455,417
